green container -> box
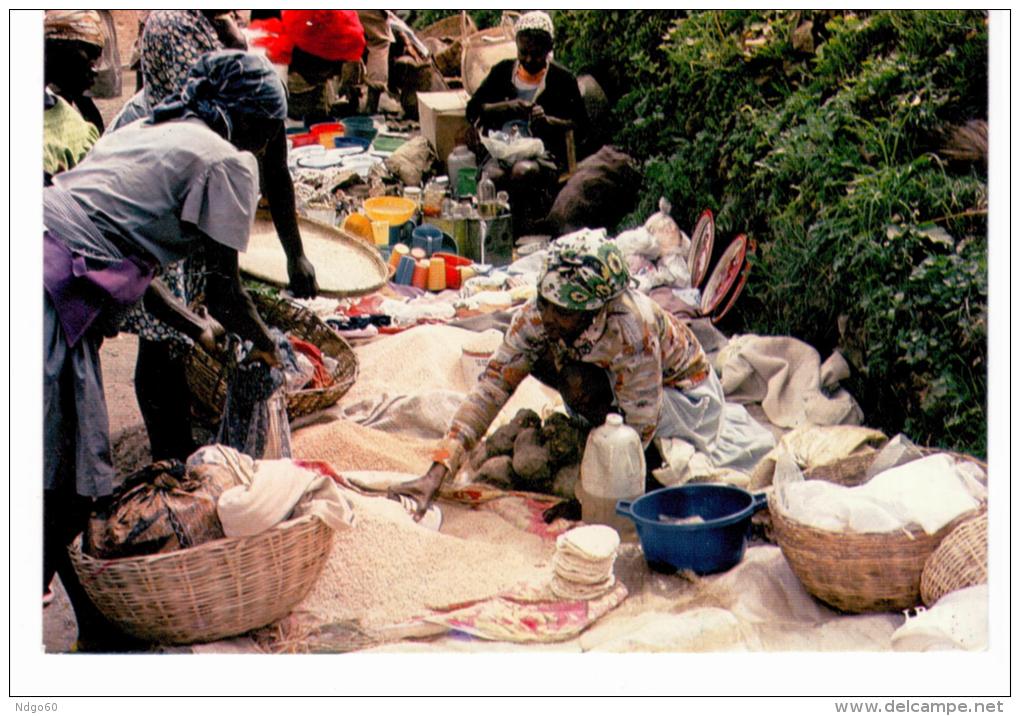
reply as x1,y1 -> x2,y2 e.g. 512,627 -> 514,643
456,167 -> 478,198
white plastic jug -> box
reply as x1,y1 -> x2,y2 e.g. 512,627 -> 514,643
578,413 -> 646,537
447,145 -> 477,197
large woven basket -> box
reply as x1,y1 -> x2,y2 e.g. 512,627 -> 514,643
186,292 -> 358,428
769,450 -> 987,614
68,515 -> 334,645
920,512 -> 988,607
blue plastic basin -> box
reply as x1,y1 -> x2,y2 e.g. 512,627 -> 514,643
616,484 -> 768,575
333,136 -> 371,152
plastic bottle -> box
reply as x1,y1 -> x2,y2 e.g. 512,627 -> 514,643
422,178 -> 445,218
477,175 -> 498,218
447,146 -> 477,198
577,413 -> 646,539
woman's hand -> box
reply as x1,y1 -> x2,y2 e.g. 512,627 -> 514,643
193,305 -> 227,356
247,330 -> 283,369
529,103 -> 547,126
287,254 -> 318,299
483,99 -> 532,124
387,462 -> 448,521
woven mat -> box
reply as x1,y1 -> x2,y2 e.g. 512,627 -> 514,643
240,216 -> 387,297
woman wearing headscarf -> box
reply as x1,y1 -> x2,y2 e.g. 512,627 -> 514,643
43,10 -> 106,134
108,11 -> 318,463
390,230 -> 776,518
43,11 -> 103,184
43,50 -> 286,651
465,11 -> 589,235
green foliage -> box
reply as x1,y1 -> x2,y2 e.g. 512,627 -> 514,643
546,9 -> 988,455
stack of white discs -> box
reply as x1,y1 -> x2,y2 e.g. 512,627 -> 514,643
549,524 -> 621,600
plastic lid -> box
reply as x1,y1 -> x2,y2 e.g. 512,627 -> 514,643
605,413 -> 623,427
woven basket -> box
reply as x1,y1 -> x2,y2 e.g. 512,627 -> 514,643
68,515 -> 334,645
769,449 -> 987,613
920,512 -> 988,607
186,292 -> 358,428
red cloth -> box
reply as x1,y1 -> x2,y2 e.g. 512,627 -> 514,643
289,336 -> 334,389
251,11 -> 365,65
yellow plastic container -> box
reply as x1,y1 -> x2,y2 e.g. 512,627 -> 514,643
341,213 -> 374,245
363,196 -> 417,226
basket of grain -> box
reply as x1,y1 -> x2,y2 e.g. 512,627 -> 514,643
68,515 -> 335,645
186,292 -> 359,427
920,512 -> 988,607
768,450 -> 987,614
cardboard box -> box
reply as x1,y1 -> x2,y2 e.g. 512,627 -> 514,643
417,90 -> 472,164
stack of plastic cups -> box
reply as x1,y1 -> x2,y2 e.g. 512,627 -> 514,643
394,254 -> 416,285
427,256 -> 447,291
412,259 -> 430,290
459,265 -> 476,286
410,247 -> 427,262
388,243 -> 409,273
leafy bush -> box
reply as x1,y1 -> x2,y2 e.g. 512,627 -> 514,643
549,10 -> 989,455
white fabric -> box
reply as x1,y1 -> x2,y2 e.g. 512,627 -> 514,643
775,453 -> 985,535
217,459 -> 355,537
653,368 -> 776,482
891,585 -> 988,651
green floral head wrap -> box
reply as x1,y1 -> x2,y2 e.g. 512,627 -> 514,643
538,229 -> 631,311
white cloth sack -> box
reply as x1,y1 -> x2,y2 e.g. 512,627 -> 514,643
891,584 -> 988,651
715,334 -> 863,428
217,459 -> 355,537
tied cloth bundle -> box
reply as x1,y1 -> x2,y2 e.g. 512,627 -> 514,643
549,524 -> 620,600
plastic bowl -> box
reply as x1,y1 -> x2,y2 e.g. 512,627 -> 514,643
363,196 -> 417,226
309,122 -> 345,136
616,484 -> 768,575
333,136 -> 371,152
340,116 -> 378,143
289,132 -> 318,148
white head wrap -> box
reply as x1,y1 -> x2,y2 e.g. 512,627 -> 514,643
514,11 -> 554,40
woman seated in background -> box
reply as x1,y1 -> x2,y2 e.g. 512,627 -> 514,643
466,11 -> 589,235
43,51 -> 285,651
390,231 -> 776,519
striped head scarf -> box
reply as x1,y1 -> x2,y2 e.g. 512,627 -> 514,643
150,50 -> 287,141
44,10 -> 105,48
538,229 -> 631,312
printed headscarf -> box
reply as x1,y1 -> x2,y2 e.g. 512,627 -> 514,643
44,10 -> 105,48
150,50 -> 287,141
251,10 -> 366,65
514,11 -> 554,40
538,229 -> 631,312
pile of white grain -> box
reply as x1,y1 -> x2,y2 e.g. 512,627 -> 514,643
291,417 -> 434,474
339,323 -> 564,437
343,324 -> 476,402
290,325 -> 565,629
298,496 -> 555,628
